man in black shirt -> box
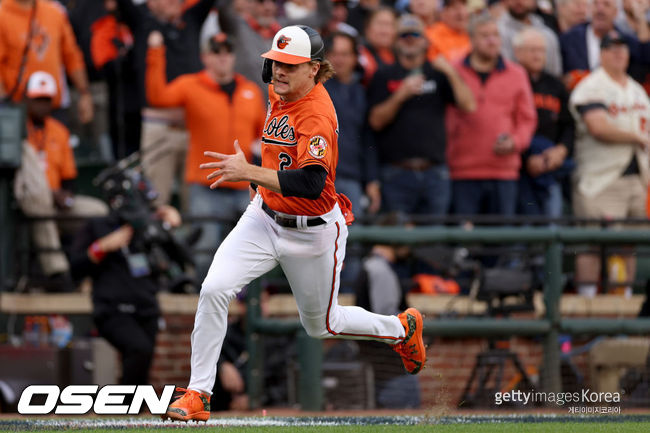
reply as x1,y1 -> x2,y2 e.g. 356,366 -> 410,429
70,205 -> 181,386
514,28 -> 574,217
368,14 -> 475,216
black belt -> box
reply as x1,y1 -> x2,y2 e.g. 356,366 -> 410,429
261,202 -> 326,228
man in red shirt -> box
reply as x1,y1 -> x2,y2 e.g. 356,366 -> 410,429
164,25 -> 426,422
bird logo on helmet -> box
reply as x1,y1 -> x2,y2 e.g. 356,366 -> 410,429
261,25 -> 325,83
277,35 -> 292,49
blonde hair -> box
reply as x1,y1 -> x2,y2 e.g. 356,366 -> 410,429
313,59 -> 335,83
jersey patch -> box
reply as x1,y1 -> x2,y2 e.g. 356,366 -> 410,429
308,136 -> 328,159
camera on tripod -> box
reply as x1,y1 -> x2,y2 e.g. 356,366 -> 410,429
93,152 -> 198,292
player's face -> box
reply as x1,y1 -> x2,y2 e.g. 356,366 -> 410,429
272,60 -> 319,101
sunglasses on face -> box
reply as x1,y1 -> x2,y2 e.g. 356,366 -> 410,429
399,32 -> 423,39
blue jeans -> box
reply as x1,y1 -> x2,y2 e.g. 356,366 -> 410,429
381,164 -> 450,215
452,180 -> 518,216
188,184 -> 250,281
518,177 -> 563,218
335,177 -> 363,293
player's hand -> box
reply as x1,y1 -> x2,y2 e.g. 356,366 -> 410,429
156,204 -> 182,228
219,361 -> 245,393
493,134 -> 516,155
77,92 -> 94,124
526,155 -> 546,177
97,225 -> 134,253
201,140 -> 250,188
148,31 -> 164,47
365,181 -> 381,215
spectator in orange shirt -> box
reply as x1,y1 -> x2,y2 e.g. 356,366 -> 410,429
13,71 -> 107,291
90,0 -> 140,159
0,0 -> 93,125
427,0 -> 472,63
146,31 -> 265,280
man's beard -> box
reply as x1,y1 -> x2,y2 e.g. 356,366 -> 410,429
508,7 -> 531,21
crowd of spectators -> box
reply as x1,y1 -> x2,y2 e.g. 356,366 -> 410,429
3,0 -> 650,294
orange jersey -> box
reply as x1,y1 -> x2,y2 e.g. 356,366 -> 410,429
146,46 -> 266,189
0,0 -> 86,108
27,116 -> 77,190
90,15 -> 133,70
260,83 -> 339,216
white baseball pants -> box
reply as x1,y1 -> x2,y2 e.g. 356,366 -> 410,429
188,194 -> 405,394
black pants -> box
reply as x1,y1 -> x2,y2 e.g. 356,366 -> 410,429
95,313 -> 158,385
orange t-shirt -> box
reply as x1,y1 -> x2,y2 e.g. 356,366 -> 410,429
259,83 -> 339,216
90,15 -> 133,70
146,46 -> 266,189
27,117 -> 77,191
0,0 -> 86,108
426,22 -> 471,63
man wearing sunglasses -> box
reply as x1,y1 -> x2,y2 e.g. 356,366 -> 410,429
368,14 -> 475,216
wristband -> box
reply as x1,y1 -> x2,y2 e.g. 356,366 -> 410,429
88,241 -> 106,263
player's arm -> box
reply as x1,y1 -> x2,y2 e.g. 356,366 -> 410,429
580,105 -> 648,147
201,141 -> 326,199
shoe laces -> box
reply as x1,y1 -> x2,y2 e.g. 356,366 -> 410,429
173,387 -> 200,404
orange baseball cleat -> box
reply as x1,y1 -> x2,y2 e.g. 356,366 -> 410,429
163,387 -> 210,422
393,307 -> 426,374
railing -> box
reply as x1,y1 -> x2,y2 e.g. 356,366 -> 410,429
244,226 -> 650,410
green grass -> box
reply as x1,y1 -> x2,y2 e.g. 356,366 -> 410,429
1,416 -> 649,433
5,424 -> 650,433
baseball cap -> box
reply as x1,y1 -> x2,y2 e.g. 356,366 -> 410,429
207,32 -> 234,53
396,14 -> 425,37
261,25 -> 324,65
26,71 -> 57,99
600,30 -> 627,49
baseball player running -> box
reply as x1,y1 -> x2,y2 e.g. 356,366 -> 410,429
164,25 -> 426,422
